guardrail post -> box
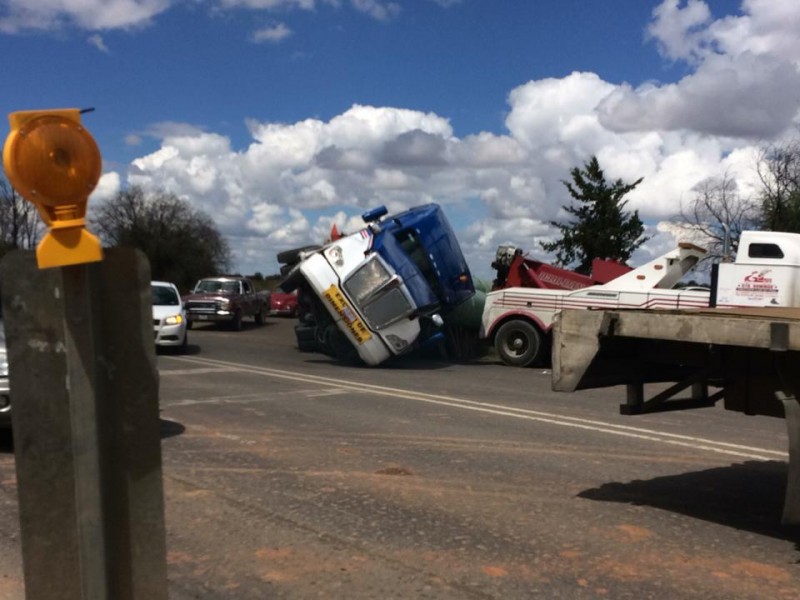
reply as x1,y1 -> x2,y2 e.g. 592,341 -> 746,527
0,248 -> 167,600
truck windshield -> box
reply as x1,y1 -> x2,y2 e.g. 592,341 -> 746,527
196,280 -> 241,294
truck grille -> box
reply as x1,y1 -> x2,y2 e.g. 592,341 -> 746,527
185,301 -> 217,311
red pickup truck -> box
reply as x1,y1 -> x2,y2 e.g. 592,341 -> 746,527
183,276 -> 269,331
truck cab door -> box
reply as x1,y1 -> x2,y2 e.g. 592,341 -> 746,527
242,280 -> 253,313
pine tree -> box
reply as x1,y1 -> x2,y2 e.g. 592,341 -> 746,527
541,156 -> 648,274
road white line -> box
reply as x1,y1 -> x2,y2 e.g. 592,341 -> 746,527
166,355 -> 787,461
304,388 -> 353,398
160,367 -> 237,376
169,393 -> 269,407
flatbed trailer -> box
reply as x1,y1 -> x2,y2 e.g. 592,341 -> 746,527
552,306 -> 800,524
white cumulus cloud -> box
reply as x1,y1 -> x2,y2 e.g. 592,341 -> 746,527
349,0 -> 399,21
0,0 -> 392,34
87,33 -> 109,52
0,0 -> 171,33
108,0 -> 800,280
250,22 -> 292,43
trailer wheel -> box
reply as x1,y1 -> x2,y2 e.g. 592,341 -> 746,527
495,320 -> 542,367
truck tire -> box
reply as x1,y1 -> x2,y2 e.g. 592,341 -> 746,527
279,264 -> 305,293
277,245 -> 321,265
231,310 -> 243,331
495,319 -> 543,367
294,324 -> 319,352
322,324 -> 361,365
255,307 -> 265,325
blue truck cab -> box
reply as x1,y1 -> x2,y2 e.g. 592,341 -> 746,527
278,203 -> 475,365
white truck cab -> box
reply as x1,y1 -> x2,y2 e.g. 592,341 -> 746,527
715,231 -> 800,308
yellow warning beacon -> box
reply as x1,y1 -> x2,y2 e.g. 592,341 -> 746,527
3,109 -> 103,268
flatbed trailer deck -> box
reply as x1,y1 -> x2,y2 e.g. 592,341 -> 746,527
552,306 -> 800,523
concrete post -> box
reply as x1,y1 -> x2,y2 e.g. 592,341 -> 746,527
0,248 -> 168,600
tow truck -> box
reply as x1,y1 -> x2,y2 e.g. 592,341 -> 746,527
480,243 -> 709,366
278,204 -> 475,365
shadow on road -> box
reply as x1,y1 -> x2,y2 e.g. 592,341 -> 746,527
157,343 -> 201,356
159,418 -> 186,439
0,418 -> 185,453
189,321 -> 275,332
578,460 -> 800,545
0,429 -> 11,453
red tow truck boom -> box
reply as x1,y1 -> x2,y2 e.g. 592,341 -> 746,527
490,245 -> 632,291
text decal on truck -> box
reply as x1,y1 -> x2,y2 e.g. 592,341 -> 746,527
736,269 -> 779,301
323,285 -> 373,344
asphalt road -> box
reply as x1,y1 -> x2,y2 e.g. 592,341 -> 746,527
1,317 -> 800,598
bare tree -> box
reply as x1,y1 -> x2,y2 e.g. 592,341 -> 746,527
0,177 -> 43,254
675,173 -> 760,262
91,186 -> 232,292
757,138 -> 800,232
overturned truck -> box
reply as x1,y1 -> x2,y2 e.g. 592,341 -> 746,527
277,204 -> 475,365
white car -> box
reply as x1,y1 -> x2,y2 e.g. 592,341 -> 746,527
152,281 -> 188,351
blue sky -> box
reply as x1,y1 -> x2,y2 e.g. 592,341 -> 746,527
2,0 -> 799,281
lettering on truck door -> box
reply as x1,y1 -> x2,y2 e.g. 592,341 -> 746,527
323,285 -> 373,344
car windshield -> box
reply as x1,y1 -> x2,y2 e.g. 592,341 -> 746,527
195,280 -> 241,294
152,285 -> 180,306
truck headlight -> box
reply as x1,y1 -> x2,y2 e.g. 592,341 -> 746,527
164,315 -> 184,325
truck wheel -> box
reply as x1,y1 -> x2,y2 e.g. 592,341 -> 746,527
279,264 -> 305,293
323,324 -> 360,364
277,245 -> 321,265
294,324 -> 319,352
231,310 -> 243,331
255,308 -> 265,325
495,320 -> 543,367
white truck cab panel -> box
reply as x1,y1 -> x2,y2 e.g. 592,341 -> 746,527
715,231 -> 800,308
